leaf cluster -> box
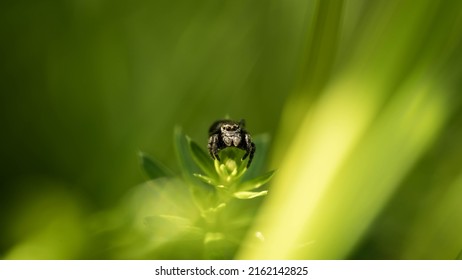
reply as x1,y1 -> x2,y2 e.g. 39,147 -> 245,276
137,127 -> 275,259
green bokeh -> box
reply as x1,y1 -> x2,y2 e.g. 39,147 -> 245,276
1,0 -> 461,259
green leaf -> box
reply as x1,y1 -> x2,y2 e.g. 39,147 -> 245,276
233,190 -> 268,199
139,152 -> 174,179
238,170 -> 276,192
174,126 -> 201,180
174,127 -> 215,211
193,173 -> 217,186
189,139 -> 217,179
220,147 -> 248,177
242,134 -> 271,180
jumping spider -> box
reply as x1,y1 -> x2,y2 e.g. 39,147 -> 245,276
208,119 -> 255,168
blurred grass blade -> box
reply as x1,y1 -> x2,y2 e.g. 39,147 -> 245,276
139,152 -> 174,179
239,76 -> 450,259
189,138 -> 217,179
238,170 -> 276,192
399,173 -> 462,259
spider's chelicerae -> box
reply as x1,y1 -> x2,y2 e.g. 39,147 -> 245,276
208,119 -> 255,168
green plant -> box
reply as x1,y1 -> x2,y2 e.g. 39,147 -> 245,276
137,127 -> 275,259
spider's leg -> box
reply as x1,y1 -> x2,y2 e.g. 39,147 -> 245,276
242,133 -> 255,167
242,133 -> 250,160
247,141 -> 255,168
208,134 -> 220,161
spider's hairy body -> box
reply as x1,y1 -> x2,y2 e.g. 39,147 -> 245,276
208,119 -> 255,168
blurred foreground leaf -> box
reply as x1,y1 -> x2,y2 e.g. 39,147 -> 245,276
239,0 -> 462,260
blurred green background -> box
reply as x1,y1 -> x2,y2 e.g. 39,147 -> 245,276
1,0 -> 461,259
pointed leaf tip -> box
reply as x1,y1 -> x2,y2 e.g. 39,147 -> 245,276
233,190 -> 268,199
193,173 -> 217,185
189,139 -> 217,179
174,126 -> 199,178
139,152 -> 174,179
239,170 -> 276,191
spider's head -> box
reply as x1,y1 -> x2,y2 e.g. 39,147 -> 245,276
220,122 -> 241,135
219,121 -> 243,147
